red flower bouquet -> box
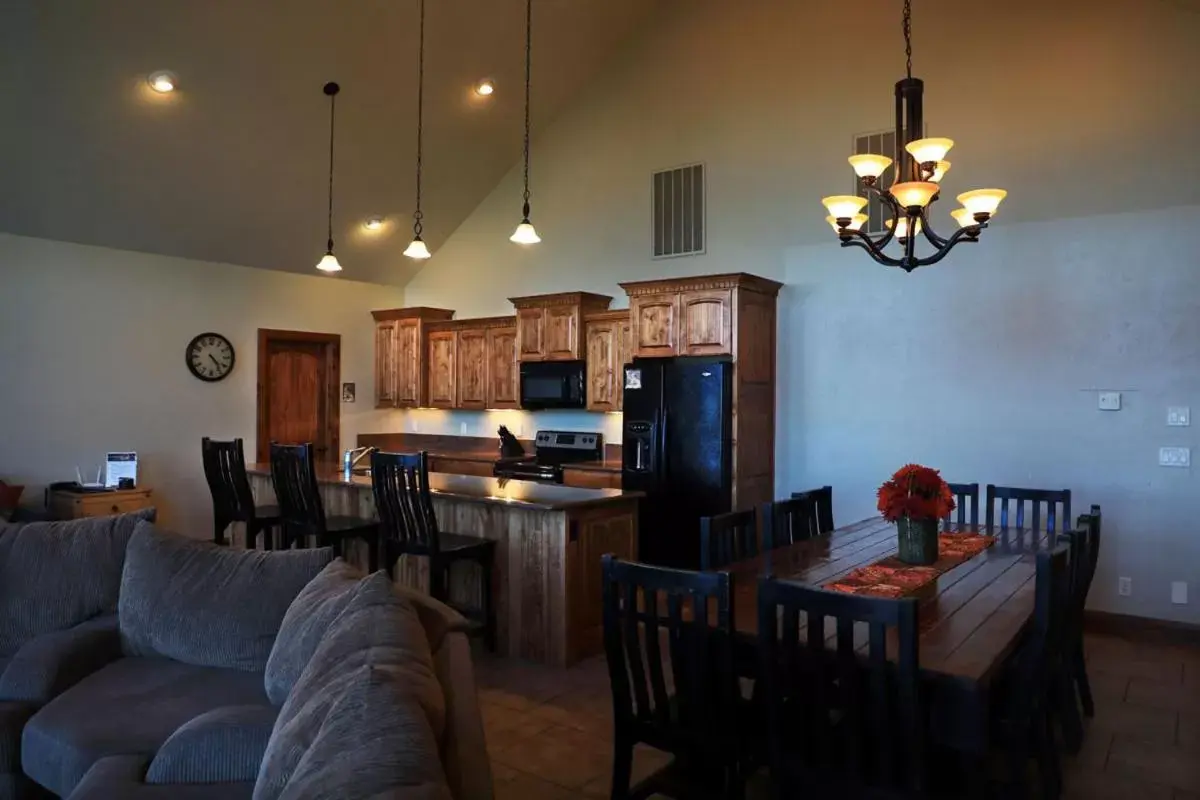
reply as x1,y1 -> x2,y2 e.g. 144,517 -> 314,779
876,464 -> 955,522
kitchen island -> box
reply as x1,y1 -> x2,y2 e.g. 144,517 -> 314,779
246,465 -> 640,666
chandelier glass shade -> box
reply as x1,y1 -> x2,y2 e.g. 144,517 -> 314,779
824,0 -> 1006,272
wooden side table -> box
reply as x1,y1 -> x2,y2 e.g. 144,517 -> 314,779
48,488 -> 154,520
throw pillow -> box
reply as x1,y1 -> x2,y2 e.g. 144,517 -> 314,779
0,507 -> 154,657
118,521 -> 333,671
0,482 -> 22,521
263,559 -> 363,705
254,572 -> 447,800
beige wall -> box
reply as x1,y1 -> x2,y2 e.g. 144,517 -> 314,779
403,0 -> 1200,623
0,233 -> 404,537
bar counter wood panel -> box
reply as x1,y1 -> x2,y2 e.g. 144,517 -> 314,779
245,467 -> 638,666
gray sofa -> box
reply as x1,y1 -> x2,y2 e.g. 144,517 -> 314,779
2,516 -> 492,800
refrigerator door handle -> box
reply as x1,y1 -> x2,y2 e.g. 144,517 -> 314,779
658,409 -> 669,481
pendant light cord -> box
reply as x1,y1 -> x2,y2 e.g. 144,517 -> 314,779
903,0 -> 913,79
520,0 -> 532,218
324,82 -> 339,253
413,0 -> 426,237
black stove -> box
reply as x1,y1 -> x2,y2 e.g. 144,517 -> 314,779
493,429 -> 603,484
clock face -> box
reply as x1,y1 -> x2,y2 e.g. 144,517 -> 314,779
186,333 -> 235,382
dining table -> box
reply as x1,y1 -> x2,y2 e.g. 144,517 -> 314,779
721,516 -> 1056,796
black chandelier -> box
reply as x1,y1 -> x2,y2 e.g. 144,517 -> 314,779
822,0 -> 1007,272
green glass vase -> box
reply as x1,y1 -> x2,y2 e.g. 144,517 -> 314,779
896,516 -> 939,565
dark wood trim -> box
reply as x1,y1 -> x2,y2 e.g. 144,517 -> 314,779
256,328 -> 341,463
508,291 -> 613,311
1084,609 -> 1200,647
619,272 -> 784,298
370,307 -> 455,322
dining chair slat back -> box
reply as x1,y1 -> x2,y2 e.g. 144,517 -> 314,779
946,482 -> 980,527
791,485 -> 834,535
761,497 -> 818,551
699,509 -> 758,571
985,485 -> 1072,534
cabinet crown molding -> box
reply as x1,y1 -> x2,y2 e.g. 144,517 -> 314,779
583,309 -> 631,323
508,291 -> 613,310
426,315 -> 517,332
619,272 -> 783,297
371,307 -> 456,322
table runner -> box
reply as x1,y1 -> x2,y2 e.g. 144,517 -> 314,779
824,532 -> 995,598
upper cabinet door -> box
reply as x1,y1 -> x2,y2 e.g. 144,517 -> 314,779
426,331 -> 457,409
517,308 -> 546,361
456,328 -> 488,409
679,289 -> 733,356
630,293 -> 681,357
616,318 -> 632,411
486,327 -> 519,409
585,321 -> 618,412
544,306 -> 580,361
394,320 -> 421,407
373,320 -> 398,408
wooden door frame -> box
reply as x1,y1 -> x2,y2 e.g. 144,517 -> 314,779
256,328 -> 341,463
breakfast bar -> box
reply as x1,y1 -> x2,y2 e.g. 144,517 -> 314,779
246,465 -> 640,666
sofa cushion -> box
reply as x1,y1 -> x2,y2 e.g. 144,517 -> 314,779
0,614 -> 121,705
145,705 -> 278,785
264,559 -> 363,705
119,522 -> 333,671
0,508 -> 153,658
253,572 -> 448,800
0,700 -> 35,777
21,657 -> 270,798
72,755 -> 256,800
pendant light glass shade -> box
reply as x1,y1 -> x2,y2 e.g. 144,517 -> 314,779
848,154 -> 893,180
905,137 -> 954,163
316,252 -> 343,272
956,188 -> 1007,217
950,208 -> 977,228
826,214 -> 868,232
928,160 -> 951,183
510,221 -> 542,244
885,216 -> 923,239
403,237 -> 432,259
889,181 -> 939,209
821,195 -> 869,219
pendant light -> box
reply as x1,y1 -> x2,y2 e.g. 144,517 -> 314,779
509,0 -> 540,245
316,81 -> 343,273
403,0 -> 432,260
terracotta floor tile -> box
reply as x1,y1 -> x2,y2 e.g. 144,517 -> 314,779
580,744 -> 674,798
528,691 -> 614,738
484,714 -> 556,761
490,724 -> 614,790
493,767 -> 583,800
1179,714 -> 1198,753
1089,700 -> 1178,745
1108,737 -> 1200,793
1064,730 -> 1113,770
1175,792 -> 1200,800
1064,768 -> 1174,800
1126,677 -> 1200,713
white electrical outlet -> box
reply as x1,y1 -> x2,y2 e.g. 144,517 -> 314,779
1118,577 -> 1132,597
1159,446 -> 1191,467
1172,581 -> 1188,605
459,422 -> 468,435
1098,391 -> 1122,411
1168,407 -> 1191,427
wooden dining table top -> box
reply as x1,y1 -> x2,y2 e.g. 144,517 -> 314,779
723,517 -> 1053,686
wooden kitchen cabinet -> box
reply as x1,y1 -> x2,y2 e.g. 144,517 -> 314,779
486,326 -> 519,409
584,310 -> 631,412
628,292 -> 680,358
371,307 -> 454,408
621,282 -> 736,357
373,319 -> 399,407
679,289 -> 733,355
426,329 -> 457,409
510,292 -> 613,361
565,506 -> 637,663
456,328 -> 488,409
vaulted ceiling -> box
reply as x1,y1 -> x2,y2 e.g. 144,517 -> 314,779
0,0 -> 657,285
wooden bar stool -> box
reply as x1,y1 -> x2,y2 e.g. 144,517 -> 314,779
269,442 -> 379,570
371,450 -> 497,651
201,437 -> 281,548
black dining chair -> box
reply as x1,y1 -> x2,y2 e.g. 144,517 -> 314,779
601,555 -> 752,800
371,450 -> 496,651
700,509 -> 758,571
1071,506 -> 1102,720
946,482 -> 980,527
757,577 -> 925,798
791,485 -> 834,535
201,437 -> 281,548
269,443 -> 380,569
993,544 -> 1071,800
1056,509 -> 1102,748
985,485 -> 1072,536
760,496 -> 817,551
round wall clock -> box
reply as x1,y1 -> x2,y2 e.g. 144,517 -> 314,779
186,332 -> 236,382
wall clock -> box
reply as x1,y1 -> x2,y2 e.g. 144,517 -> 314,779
186,332 -> 235,382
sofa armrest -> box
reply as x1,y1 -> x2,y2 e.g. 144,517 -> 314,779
145,705 -> 278,785
0,615 -> 121,704
434,632 -> 493,800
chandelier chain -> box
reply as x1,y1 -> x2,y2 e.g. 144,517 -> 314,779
521,0 -> 532,210
413,0 -> 426,237
903,0 -> 912,79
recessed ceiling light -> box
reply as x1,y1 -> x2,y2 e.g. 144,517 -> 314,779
147,70 -> 177,93
474,79 -> 495,97
364,216 -> 385,231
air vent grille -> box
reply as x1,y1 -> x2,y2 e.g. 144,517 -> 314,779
652,163 -> 705,258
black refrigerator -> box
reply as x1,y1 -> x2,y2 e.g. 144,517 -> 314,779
622,356 -> 733,568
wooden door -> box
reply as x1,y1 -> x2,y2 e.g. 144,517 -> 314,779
630,292 -> 680,357
426,331 -> 457,409
544,306 -> 580,360
373,320 -> 398,408
679,289 -> 733,355
456,328 -> 488,409
486,327 -> 519,409
256,329 -> 340,463
616,318 -> 632,411
394,320 -> 421,407
566,507 -> 637,662
517,308 -> 546,361
585,321 -> 619,412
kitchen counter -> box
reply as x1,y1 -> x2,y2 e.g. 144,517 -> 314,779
246,464 -> 635,510
356,433 -> 624,473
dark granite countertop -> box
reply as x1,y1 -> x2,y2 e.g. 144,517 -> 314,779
247,464 -> 640,511
561,460 -> 622,474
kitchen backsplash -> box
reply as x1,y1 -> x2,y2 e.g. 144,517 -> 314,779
382,408 -> 624,444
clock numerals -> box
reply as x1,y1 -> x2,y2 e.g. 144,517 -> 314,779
186,334 -> 235,382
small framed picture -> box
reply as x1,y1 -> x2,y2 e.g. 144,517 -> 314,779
624,368 -> 642,390
341,382 -> 356,403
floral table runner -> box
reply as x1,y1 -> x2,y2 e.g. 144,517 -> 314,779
824,532 -> 995,598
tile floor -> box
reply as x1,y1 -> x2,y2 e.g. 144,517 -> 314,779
472,631 -> 1200,799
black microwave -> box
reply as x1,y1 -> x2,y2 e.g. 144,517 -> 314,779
520,361 -> 586,410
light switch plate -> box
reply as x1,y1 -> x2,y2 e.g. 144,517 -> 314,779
1098,391 -> 1121,411
1159,446 -> 1191,467
1172,581 -> 1188,605
1168,407 -> 1191,426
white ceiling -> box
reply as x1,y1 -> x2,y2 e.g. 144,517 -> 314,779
0,0 -> 657,286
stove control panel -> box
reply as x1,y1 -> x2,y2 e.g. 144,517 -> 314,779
534,430 -> 602,451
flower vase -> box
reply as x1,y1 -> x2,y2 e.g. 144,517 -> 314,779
897,516 -> 939,565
